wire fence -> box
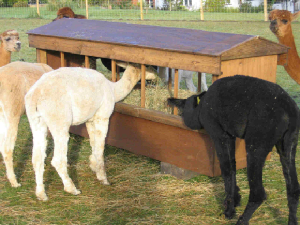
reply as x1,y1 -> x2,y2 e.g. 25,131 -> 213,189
0,0 -> 296,21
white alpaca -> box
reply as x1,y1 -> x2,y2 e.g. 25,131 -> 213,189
25,62 -> 157,201
158,67 -> 208,92
0,30 -> 21,67
0,61 -> 53,187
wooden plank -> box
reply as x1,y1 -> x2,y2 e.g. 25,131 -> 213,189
28,35 -> 222,74
60,52 -> 65,67
197,72 -> 202,92
174,69 -> 179,115
116,66 -> 120,81
168,68 -> 172,91
111,60 -> 116,82
220,55 -> 277,83
85,55 -> 90,68
141,64 -> 146,108
36,49 -> 47,63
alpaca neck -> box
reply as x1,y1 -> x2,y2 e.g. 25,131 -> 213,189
278,32 -> 300,84
0,45 -> 11,67
113,66 -> 140,102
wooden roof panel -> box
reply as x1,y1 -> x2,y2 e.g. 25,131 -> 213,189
27,19 -> 256,56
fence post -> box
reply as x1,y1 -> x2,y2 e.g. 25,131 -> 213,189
86,0 -> 89,19
140,0 -> 144,20
36,0 -> 40,16
264,0 -> 268,21
200,0 -> 204,20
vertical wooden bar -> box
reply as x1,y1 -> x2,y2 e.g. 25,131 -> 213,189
212,74 -> 218,83
174,69 -> 179,115
37,0 -> 40,16
60,52 -> 65,67
85,55 -> 90,68
168,68 -> 172,91
197,72 -> 202,92
117,66 -> 120,81
86,0 -> 89,19
111,60 -> 116,82
200,0 -> 204,20
141,64 -> 146,108
264,0 -> 268,21
36,49 -> 47,64
140,0 -> 144,20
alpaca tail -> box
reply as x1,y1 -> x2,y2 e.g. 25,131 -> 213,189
25,88 -> 42,130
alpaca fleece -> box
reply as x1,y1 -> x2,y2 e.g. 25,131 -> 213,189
168,75 -> 300,225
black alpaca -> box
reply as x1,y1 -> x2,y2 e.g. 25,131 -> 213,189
168,75 -> 300,225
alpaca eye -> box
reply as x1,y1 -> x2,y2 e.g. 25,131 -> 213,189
5,37 -> 11,41
282,19 -> 288,24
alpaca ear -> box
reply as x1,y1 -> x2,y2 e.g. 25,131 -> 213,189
292,11 -> 300,21
167,98 -> 186,109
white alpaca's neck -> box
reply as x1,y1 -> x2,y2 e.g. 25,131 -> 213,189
0,45 -> 11,67
112,66 -> 140,102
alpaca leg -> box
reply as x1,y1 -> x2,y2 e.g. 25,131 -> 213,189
31,117 -> 48,201
0,110 -> 20,187
201,73 -> 208,91
89,117 -> 110,185
183,72 -> 197,92
236,144 -> 271,225
276,135 -> 299,225
50,129 -> 81,196
212,135 -> 240,219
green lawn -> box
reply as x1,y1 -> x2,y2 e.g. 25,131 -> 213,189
0,18 -> 300,224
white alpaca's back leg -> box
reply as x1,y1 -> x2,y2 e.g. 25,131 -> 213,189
201,73 -> 208,92
87,105 -> 113,185
49,124 -> 81,196
29,114 -> 48,201
0,105 -> 21,187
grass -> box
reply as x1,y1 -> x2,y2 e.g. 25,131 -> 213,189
1,18 -> 300,224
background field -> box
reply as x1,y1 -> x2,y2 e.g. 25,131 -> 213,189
1,18 -> 300,224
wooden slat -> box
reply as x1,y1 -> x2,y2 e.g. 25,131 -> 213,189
116,66 -> 120,81
36,49 -> 47,64
197,72 -> 202,92
141,64 -> 146,108
111,60 -> 116,82
174,69 -> 179,115
85,55 -> 89,68
168,68 -> 172,92
28,35 -> 222,74
60,52 -> 65,67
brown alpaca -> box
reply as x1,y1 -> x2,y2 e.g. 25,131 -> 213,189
53,7 -> 86,21
0,30 -> 21,67
269,9 -> 300,85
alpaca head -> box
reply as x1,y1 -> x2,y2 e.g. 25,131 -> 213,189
53,7 -> 86,21
0,30 -> 21,52
116,61 -> 157,80
168,92 -> 206,130
269,9 -> 300,38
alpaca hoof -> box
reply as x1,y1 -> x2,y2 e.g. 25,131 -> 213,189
224,208 -> 236,220
100,179 -> 110,185
36,192 -> 48,201
11,182 -> 21,188
235,216 -> 248,225
64,186 -> 81,196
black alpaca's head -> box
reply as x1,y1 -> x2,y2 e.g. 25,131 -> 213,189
168,92 -> 206,130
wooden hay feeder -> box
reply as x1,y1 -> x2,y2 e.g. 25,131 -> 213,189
27,19 -> 289,179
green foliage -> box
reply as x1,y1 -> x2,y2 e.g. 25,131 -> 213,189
239,2 -> 273,13
1,0 -> 18,7
204,0 -> 226,12
13,0 -> 28,7
46,0 -> 79,11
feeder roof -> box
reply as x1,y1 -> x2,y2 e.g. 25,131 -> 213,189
27,19 -> 288,59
